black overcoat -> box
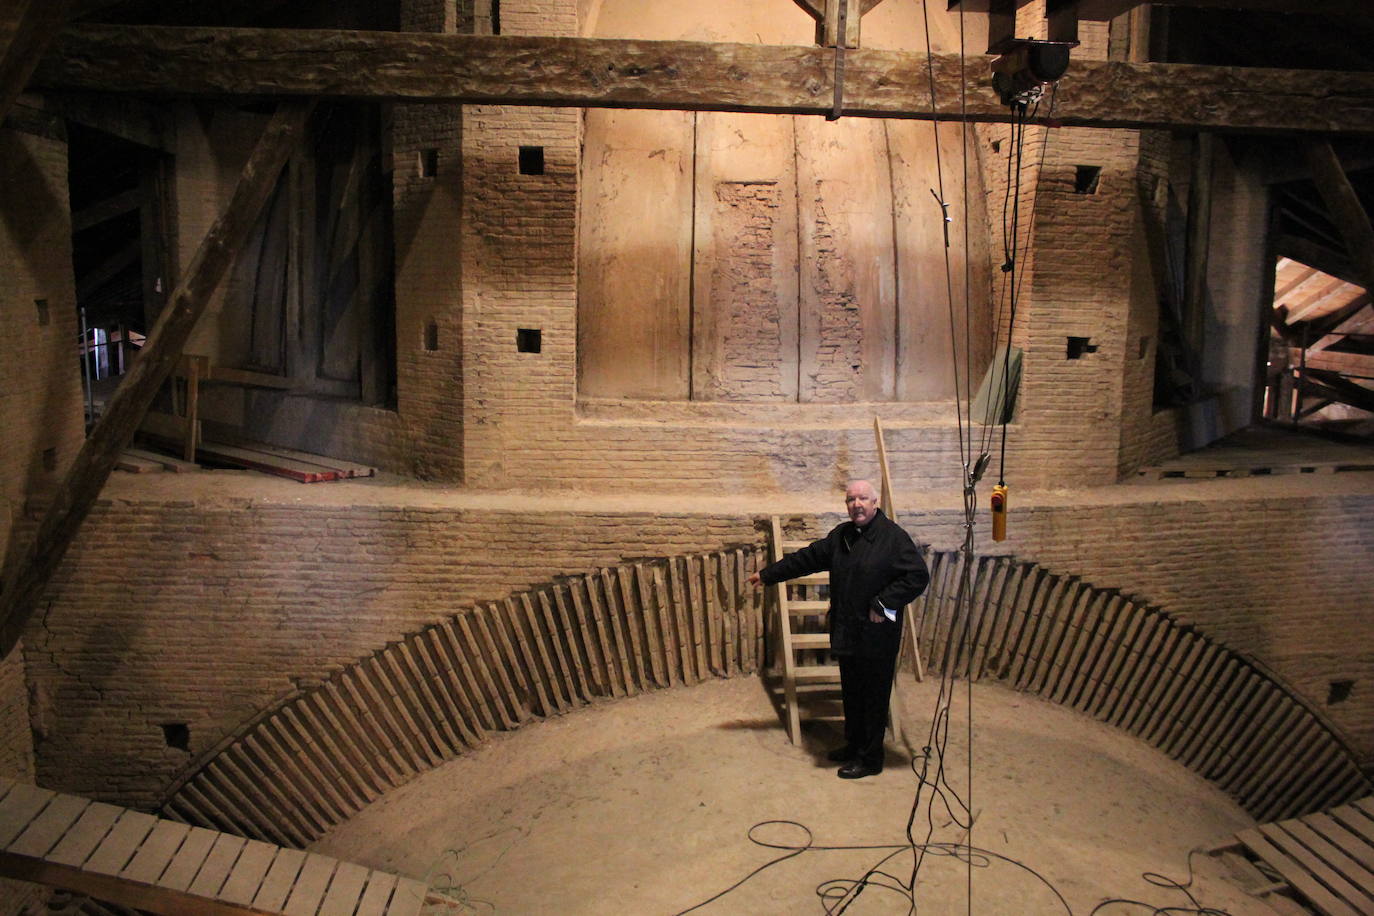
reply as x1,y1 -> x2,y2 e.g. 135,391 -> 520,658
759,509 -> 929,658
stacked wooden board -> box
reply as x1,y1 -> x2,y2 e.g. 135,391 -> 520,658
190,441 -> 377,483
0,776 -> 436,915
1222,796 -> 1374,915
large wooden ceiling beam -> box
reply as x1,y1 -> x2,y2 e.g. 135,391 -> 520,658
30,24 -> 1374,135
0,101 -> 313,662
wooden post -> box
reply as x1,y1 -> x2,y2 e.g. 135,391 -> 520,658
0,102 -> 313,661
1183,131 -> 1215,363
182,354 -> 205,462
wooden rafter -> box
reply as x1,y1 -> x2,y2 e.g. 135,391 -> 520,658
1305,141 -> 1374,293
0,0 -> 73,124
0,101 -> 314,662
29,24 -> 1374,134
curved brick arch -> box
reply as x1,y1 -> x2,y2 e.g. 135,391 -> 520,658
911,550 -> 1372,823
158,547 -> 768,847
158,546 -> 1370,848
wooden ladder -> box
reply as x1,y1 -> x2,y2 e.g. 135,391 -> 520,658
766,516 -> 842,745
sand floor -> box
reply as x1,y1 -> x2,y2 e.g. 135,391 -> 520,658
314,676 -> 1287,915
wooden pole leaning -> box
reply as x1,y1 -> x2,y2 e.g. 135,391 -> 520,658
873,416 -> 924,752
769,516 -> 802,745
0,101 -> 314,661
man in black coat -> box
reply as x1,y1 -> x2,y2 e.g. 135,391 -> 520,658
749,480 -> 929,778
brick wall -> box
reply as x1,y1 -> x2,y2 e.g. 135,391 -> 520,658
0,113 -> 80,916
26,481 -> 1374,810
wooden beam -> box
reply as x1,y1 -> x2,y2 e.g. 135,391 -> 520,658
0,101 -> 313,662
1274,234 -> 1357,286
1305,140 -> 1374,292
1183,131 -> 1215,356
72,187 -> 143,232
30,24 -> 1374,134
0,0 -> 73,125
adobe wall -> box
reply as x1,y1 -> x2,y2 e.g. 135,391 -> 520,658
25,478 -> 1374,813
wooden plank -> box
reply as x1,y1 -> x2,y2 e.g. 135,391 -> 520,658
1259,821 -> 1374,912
117,818 -> 189,885
0,101 -> 313,662
1307,811 -> 1374,877
194,440 -> 342,482
0,783 -> 54,847
318,860 -> 371,916
185,831 -> 245,897
283,852 -> 338,916
154,824 -> 219,891
355,871 -> 399,916
47,801 -> 122,869
384,875 -> 430,916
1275,818 -> 1374,906
217,838 -> 279,906
1239,827 -> 1360,916
123,446 -> 200,472
84,809 -> 156,877
7,792 -> 86,857
252,846 -> 306,911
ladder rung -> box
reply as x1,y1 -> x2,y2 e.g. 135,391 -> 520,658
791,633 -> 830,648
793,665 -> 841,682
792,573 -> 829,585
781,540 -> 813,551
794,683 -> 842,696
788,600 -> 829,614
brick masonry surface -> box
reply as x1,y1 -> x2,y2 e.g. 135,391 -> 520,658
0,120 -> 81,916
24,484 -> 1374,812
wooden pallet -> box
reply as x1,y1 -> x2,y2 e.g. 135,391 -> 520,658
0,776 -> 437,916
1224,796 -> 1374,915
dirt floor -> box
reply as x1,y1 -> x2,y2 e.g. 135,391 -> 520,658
314,676 -> 1289,916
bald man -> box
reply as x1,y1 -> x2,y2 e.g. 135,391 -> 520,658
749,480 -> 929,778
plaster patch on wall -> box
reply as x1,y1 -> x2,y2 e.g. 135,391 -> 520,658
807,187 -> 861,401
703,180 -> 784,400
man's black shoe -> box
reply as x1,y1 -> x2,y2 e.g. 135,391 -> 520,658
826,746 -> 858,763
837,761 -> 881,779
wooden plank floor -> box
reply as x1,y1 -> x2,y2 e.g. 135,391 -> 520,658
1135,425 -> 1374,480
0,777 -> 441,915
1232,795 -> 1374,915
